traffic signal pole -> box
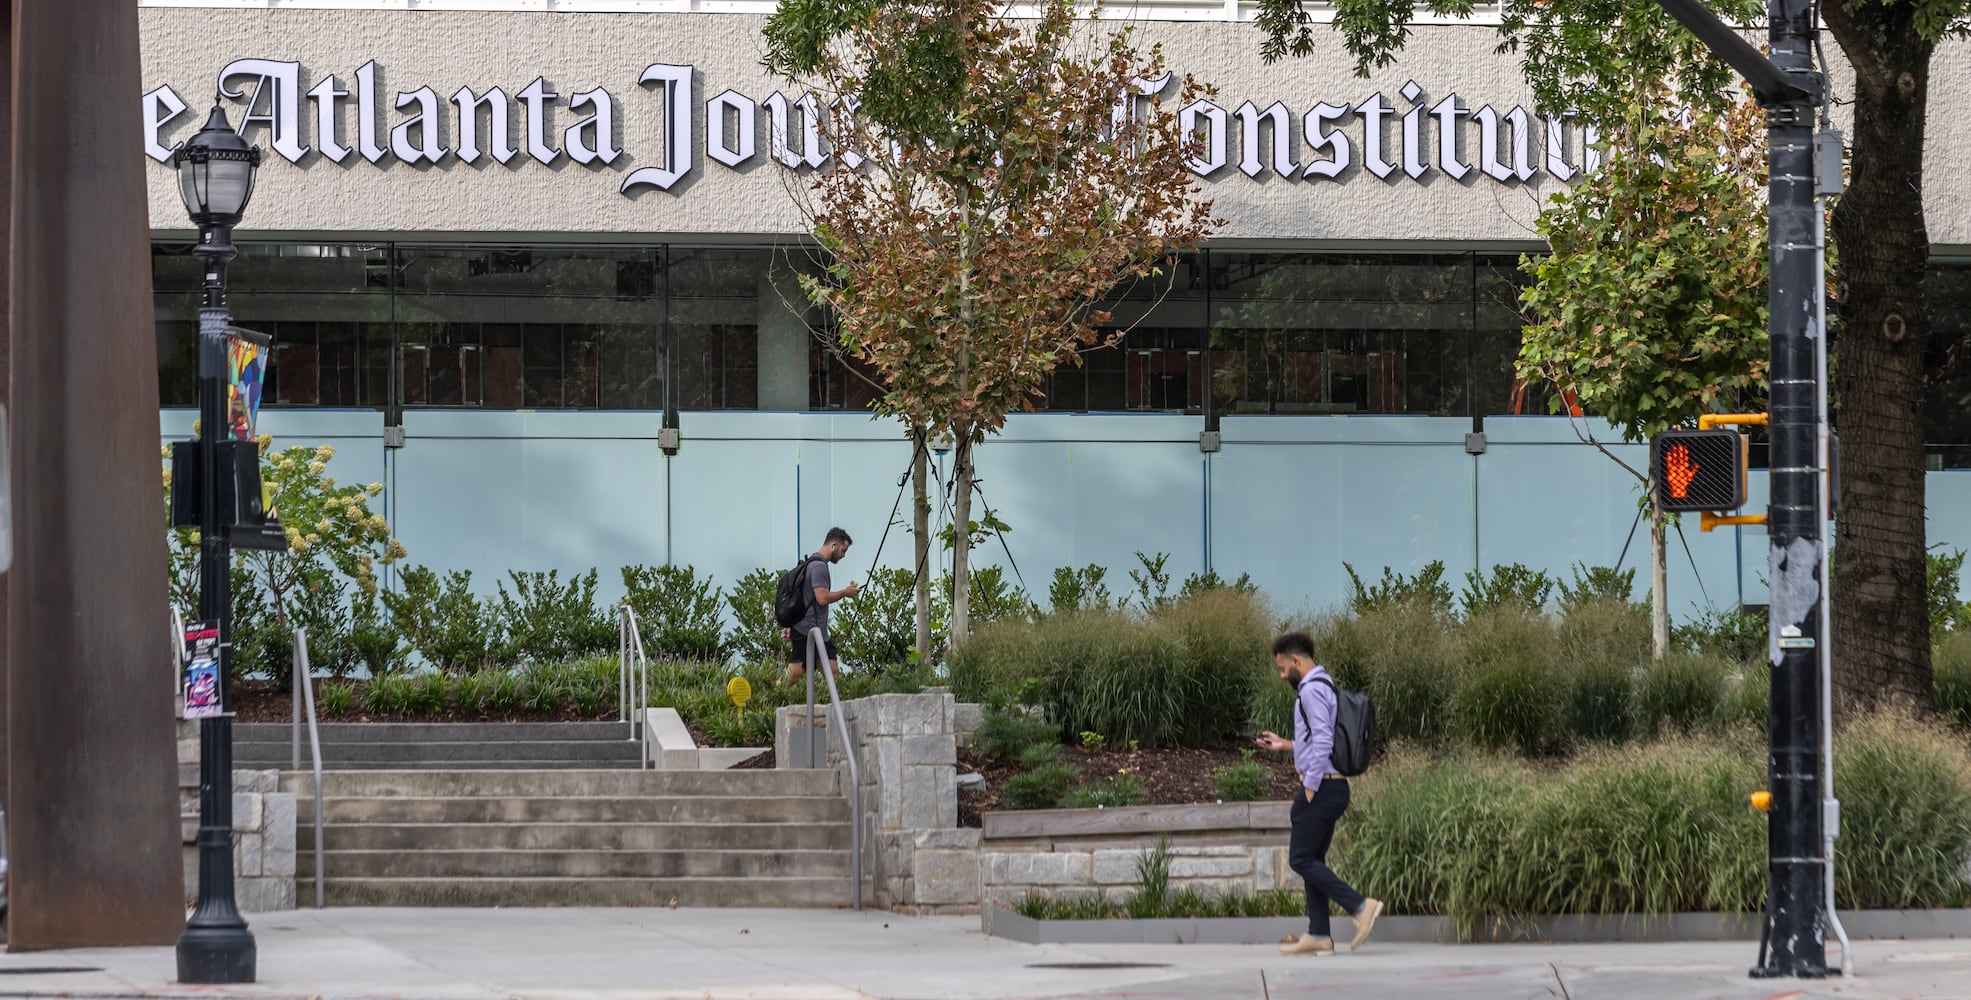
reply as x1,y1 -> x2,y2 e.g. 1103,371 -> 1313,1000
1651,0 -> 1828,978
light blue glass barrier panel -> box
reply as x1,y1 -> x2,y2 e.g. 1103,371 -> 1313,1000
669,412 -> 924,592
393,410 -> 668,604
1738,469 -> 1971,607
1928,471 -> 1971,604
974,414 -> 1205,610
159,408 -> 386,483
1211,416 -> 1476,617
1736,469 -> 1773,605
1479,417 -> 1742,620
158,407 -> 388,525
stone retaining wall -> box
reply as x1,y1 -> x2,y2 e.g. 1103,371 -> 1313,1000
177,721 -> 298,913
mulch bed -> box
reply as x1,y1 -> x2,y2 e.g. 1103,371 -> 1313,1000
957,744 -> 1304,828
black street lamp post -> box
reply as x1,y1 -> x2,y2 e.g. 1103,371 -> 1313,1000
170,102 -> 262,986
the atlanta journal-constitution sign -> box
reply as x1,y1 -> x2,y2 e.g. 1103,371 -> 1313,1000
144,58 -> 1599,198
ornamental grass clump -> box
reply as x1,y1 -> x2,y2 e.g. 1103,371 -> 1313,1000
1340,734 -> 1764,938
1556,598 -> 1646,744
1634,651 -> 1731,736
1832,708 -> 1971,910
1937,632 -> 1971,731
1448,608 -> 1564,754
1355,602 -> 1459,745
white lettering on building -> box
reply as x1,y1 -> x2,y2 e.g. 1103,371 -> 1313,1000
143,64 -> 1596,198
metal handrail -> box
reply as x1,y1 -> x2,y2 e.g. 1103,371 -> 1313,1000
805,626 -> 862,910
170,606 -> 187,717
292,628 -> 326,910
619,605 -> 652,770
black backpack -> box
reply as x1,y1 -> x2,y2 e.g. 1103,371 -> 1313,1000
1301,675 -> 1376,777
774,555 -> 825,629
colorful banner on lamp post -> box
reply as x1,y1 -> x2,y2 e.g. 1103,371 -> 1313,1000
225,327 -> 270,443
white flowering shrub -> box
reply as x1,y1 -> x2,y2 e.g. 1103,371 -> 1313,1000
164,437 -> 407,684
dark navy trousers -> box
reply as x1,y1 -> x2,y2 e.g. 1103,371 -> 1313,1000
1288,778 -> 1366,936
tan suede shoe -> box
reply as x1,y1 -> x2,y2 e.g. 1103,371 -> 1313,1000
1278,933 -> 1335,956
1349,899 -> 1384,951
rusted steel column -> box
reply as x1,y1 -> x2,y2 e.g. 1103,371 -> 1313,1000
6,0 -> 185,949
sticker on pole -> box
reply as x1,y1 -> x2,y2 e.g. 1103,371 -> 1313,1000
183,621 -> 223,720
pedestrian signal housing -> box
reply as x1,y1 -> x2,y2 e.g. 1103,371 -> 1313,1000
1652,429 -> 1748,513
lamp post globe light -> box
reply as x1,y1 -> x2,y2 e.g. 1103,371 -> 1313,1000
170,101 -> 260,986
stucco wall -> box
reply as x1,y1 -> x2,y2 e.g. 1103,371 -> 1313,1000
134,9 -> 1971,248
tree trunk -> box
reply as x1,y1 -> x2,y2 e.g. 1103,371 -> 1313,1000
1822,4 -> 1937,713
912,424 -> 931,659
1651,498 -> 1670,659
951,434 -> 974,645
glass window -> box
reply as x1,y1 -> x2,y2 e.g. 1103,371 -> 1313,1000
153,242 -> 390,408
391,245 -> 660,410
1208,252 -> 1474,416
1926,259 -> 1971,468
668,248 -> 769,411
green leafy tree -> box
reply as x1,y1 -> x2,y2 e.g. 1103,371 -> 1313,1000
1265,0 -> 1969,711
1517,96 -> 1770,656
766,0 -> 1219,644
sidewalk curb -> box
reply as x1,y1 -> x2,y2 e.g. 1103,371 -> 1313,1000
982,907 -> 1971,945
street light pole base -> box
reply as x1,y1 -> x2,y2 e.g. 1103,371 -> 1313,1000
176,923 -> 256,984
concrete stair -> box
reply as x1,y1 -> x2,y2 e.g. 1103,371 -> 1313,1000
237,721 -> 647,771
287,768 -> 863,908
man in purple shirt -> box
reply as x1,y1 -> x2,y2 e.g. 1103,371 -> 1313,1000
1255,631 -> 1383,956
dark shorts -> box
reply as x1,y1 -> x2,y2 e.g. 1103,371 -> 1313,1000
789,630 -> 838,667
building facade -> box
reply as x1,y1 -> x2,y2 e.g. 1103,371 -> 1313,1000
139,1 -> 1971,617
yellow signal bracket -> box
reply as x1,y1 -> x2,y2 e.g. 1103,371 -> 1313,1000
1700,512 -> 1768,533
1750,790 -> 1772,813
1698,413 -> 1768,430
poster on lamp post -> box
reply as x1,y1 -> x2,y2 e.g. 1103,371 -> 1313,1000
182,620 -> 222,720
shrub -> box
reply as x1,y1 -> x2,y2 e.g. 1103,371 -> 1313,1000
364,674 -> 415,716
1460,563 -> 1555,618
1005,762 -> 1077,810
1127,551 -> 1173,612
1634,651 -> 1730,736
1834,709 -> 1971,909
970,705 -> 1058,764
725,567 -> 789,664
1557,599 -> 1646,743
1047,564 -> 1115,614
1448,609 -> 1562,754
382,567 -> 505,673
1017,741 -> 1064,770
1344,560 -> 1453,617
454,671 -> 494,716
497,569 -> 614,664
1179,570 -> 1257,600
317,680 -> 355,717
1929,546 -> 1971,642
834,567 -> 945,670
1557,563 -> 1638,613
518,666 -> 564,714
1063,773 -> 1148,809
486,670 -> 524,715
622,564 -> 727,661
348,590 -> 405,679
1673,606 -> 1767,667
1938,632 -> 1971,731
1214,750 -> 1269,802
953,565 -> 1036,628
410,672 -> 450,715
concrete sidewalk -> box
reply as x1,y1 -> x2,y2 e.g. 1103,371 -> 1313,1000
0,908 -> 1964,1000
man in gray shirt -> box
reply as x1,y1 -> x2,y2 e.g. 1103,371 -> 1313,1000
782,527 -> 860,687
